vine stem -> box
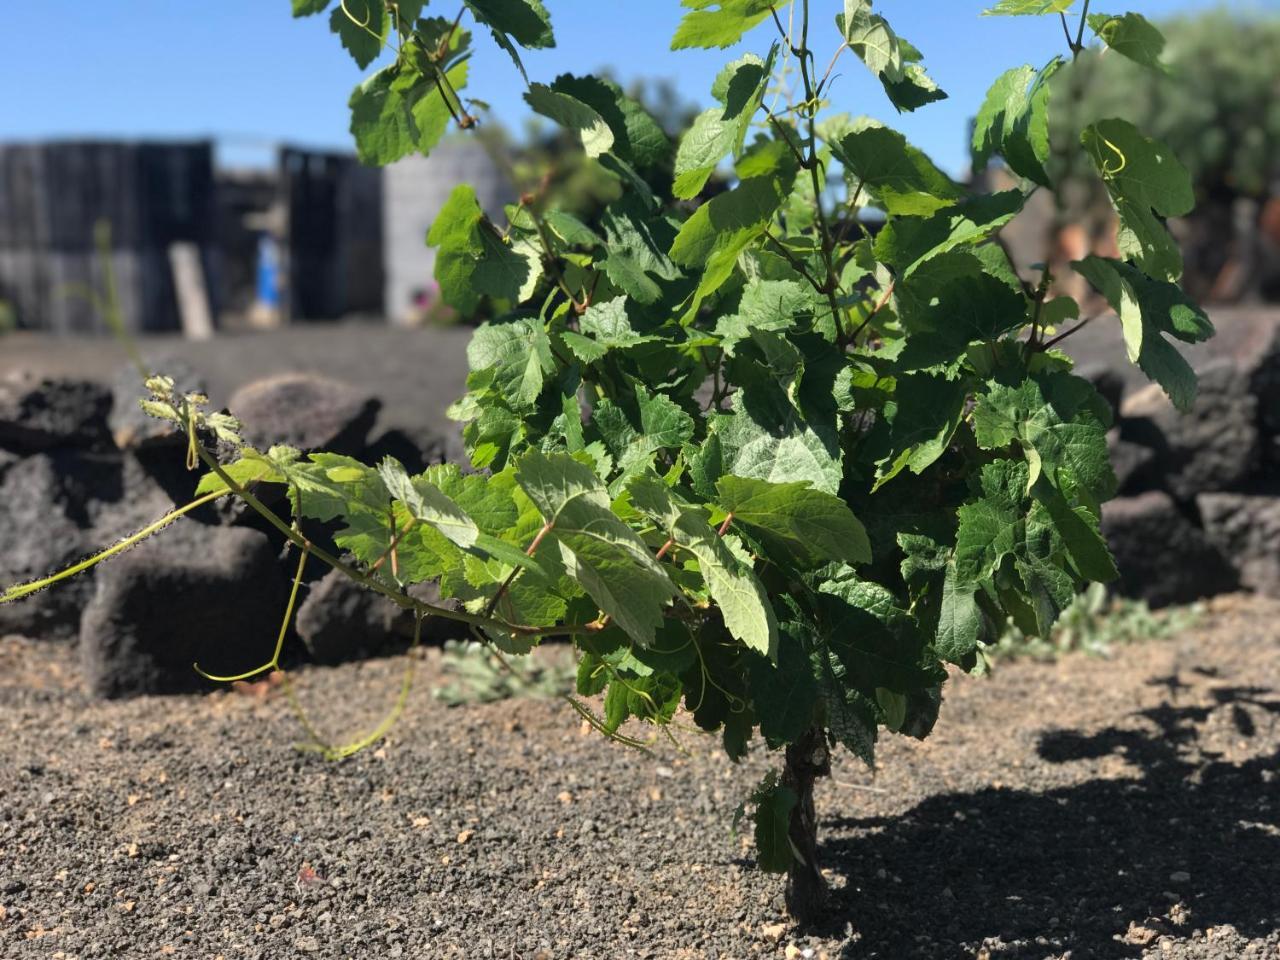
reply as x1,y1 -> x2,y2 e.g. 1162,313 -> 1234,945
795,0 -> 844,330
717,512 -> 734,537
762,228 -> 826,296
194,540 -> 311,683
1075,0 -> 1092,54
844,280 -> 896,347
1038,315 -> 1093,352
0,489 -> 226,606
484,519 -> 555,618
192,443 -> 592,639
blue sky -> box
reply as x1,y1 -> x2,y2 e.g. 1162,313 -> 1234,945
0,1 -> 1268,175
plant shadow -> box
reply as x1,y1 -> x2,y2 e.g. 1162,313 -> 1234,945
812,678 -> 1280,958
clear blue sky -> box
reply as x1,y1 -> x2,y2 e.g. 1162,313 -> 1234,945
0,1 -> 1267,175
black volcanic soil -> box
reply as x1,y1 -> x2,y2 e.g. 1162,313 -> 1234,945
1,593 -> 1278,959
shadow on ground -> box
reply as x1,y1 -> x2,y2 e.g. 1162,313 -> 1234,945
816,679 -> 1280,958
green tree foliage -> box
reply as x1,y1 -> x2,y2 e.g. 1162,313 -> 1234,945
2,0 -> 1211,922
1045,7 -> 1280,298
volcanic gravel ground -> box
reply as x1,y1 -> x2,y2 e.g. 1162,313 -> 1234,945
1,594 -> 1278,959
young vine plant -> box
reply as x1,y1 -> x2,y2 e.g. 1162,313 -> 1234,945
3,0 -> 1212,921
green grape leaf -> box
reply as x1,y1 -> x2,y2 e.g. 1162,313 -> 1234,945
195,446 -> 291,496
840,3 -> 947,113
935,562 -> 984,662
872,373 -> 968,490
971,58 -> 1062,187
377,457 -> 480,549
671,0 -> 774,50
983,0 -> 1074,14
629,474 -> 778,658
464,0 -> 554,55
1082,118 -> 1194,281
972,373 -> 1116,502
874,190 -> 1026,277
330,0 -> 388,69
293,0 -> 330,17
467,317 -> 557,411
954,459 -> 1076,635
1073,255 -> 1214,411
817,569 -> 944,693
717,476 -> 871,566
750,774 -> 797,873
279,454 -> 399,569
514,451 -> 678,645
395,1 -> 427,21
748,623 -> 819,745
579,297 -> 659,351
549,74 -> 671,170
602,672 -> 683,732
702,383 -> 843,496
670,141 -> 798,315
670,148 -> 796,267
1088,12 -> 1166,70
673,50 -> 774,199
895,248 -> 1029,371
428,184 -> 540,311
525,82 -> 615,158
599,194 -> 682,305
834,125 -> 964,216
349,61 -> 469,165
813,647 -> 878,764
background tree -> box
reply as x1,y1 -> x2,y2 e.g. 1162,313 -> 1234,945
1047,8 -> 1280,301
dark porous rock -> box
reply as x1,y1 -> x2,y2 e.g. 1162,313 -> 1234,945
110,358 -> 207,450
0,373 -> 112,452
363,427 -> 451,476
1107,429 -> 1156,496
229,373 -> 380,456
1100,491 -> 1237,607
295,569 -> 404,666
0,454 -> 95,639
1078,363 -> 1126,420
295,571 -> 467,665
1197,493 -> 1280,598
1119,360 -> 1259,502
1200,310 -> 1280,437
79,524 -> 290,697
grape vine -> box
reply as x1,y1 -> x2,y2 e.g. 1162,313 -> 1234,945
3,0 -> 1211,921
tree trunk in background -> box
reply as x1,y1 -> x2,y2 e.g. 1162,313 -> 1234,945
783,727 -> 832,924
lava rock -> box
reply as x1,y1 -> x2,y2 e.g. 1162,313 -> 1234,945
1078,363 -> 1126,420
0,454 -> 95,639
0,373 -> 112,452
1107,429 -> 1156,496
294,571 -> 466,665
79,524 -> 290,697
1197,493 -> 1280,598
0,441 -> 232,641
1100,491 -> 1237,607
363,427 -> 451,476
295,570 -> 405,665
110,357 -> 207,450
1119,360 -> 1260,502
228,373 -> 380,456
1198,311 -> 1280,438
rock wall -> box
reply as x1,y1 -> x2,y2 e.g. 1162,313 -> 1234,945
0,365 -> 462,697
3,308 -> 1278,697
1086,312 -> 1280,606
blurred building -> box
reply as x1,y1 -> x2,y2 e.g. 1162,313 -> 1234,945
0,138 -> 511,335
383,140 -> 514,326
0,141 -> 216,335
